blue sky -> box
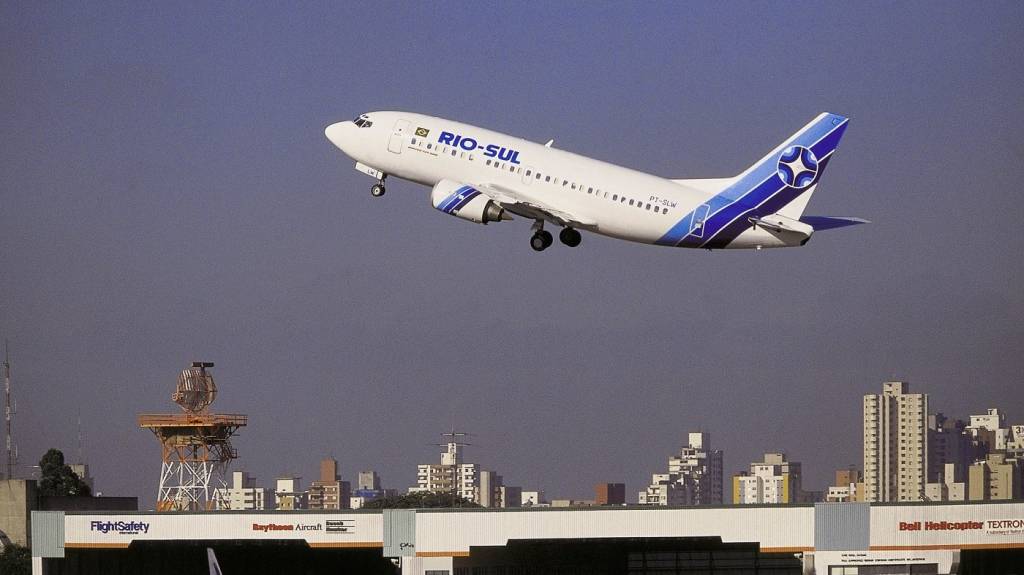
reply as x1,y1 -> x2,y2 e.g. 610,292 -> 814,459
2,2 -> 1022,505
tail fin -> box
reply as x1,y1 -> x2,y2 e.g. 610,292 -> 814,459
726,112 -> 849,218
660,113 -> 851,248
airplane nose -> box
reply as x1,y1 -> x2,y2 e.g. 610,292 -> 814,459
324,121 -> 354,152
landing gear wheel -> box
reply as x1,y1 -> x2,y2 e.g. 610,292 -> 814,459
370,183 -> 386,197
559,227 -> 582,247
530,230 -> 553,251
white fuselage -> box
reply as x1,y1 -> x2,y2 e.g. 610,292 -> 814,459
325,111 -> 834,249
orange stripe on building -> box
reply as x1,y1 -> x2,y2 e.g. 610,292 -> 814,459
870,542 -> 1024,551
416,551 -> 471,557
762,546 -> 813,553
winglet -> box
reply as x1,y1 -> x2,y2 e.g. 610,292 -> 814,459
544,139 -> 554,148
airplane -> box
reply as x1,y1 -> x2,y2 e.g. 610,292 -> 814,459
324,111 -> 866,251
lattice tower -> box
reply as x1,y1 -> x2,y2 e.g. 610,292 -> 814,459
138,362 -> 246,511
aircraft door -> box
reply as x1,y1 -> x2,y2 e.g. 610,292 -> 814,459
388,119 -> 412,154
521,166 -> 534,186
690,204 -> 711,238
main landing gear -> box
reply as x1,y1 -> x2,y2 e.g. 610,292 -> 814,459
530,221 -> 582,251
370,175 -> 387,197
559,227 -> 582,247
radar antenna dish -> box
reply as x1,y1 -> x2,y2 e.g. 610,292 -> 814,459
172,362 -> 217,414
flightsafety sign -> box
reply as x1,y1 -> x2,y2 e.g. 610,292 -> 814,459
65,513 -> 383,549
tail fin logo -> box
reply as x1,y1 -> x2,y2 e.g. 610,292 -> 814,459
778,146 -> 818,189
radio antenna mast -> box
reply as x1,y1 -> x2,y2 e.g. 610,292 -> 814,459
4,340 -> 13,480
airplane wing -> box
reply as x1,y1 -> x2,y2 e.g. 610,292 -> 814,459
474,182 -> 598,230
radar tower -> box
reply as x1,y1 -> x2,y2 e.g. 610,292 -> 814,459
138,362 -> 246,511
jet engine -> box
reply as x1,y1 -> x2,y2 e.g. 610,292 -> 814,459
430,179 -> 509,224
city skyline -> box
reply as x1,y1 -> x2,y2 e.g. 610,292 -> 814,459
3,3 -> 1022,508
13,376 -> 1020,508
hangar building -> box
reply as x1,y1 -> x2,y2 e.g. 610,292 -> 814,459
30,500 -> 1024,574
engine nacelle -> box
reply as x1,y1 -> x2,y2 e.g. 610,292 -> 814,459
430,179 -> 508,224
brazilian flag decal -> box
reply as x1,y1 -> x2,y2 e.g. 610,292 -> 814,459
415,127 -> 430,137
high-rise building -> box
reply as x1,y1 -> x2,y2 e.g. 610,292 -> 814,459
927,413 -> 972,484
358,470 -> 381,491
215,471 -> 271,510
925,462 -> 966,502
412,439 -> 514,506
595,483 -> 626,505
351,470 -> 394,509
863,381 -> 928,502
520,490 -> 546,507
1008,425 -> 1024,459
968,453 -> 1023,501
274,476 -> 306,510
639,432 -> 723,506
732,453 -> 802,505
967,408 -> 1009,453
499,485 -> 522,508
68,463 -> 95,494
308,458 -> 351,510
826,468 -> 864,502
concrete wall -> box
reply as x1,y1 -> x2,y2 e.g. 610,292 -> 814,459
0,479 -> 38,547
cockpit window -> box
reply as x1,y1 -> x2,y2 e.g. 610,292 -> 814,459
352,114 -> 373,128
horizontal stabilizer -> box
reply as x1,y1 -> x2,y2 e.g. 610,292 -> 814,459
799,216 -> 871,231
749,214 -> 814,239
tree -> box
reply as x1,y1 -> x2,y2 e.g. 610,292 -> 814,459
0,544 -> 31,575
361,491 -> 481,509
38,448 -> 91,497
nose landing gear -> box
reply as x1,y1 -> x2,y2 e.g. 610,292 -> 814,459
370,175 -> 387,197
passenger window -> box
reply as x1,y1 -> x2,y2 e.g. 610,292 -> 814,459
654,206 -> 660,213
646,204 -> 651,210
452,150 -> 457,157
469,154 -> 474,160
526,170 -> 532,176
563,180 -> 569,187
536,173 -> 542,179
510,165 -> 516,172
486,159 -> 492,166
426,143 -> 432,149
603,192 -> 608,198
629,199 -> 634,206
612,194 -> 618,201
411,138 -> 417,145
545,176 -> 551,182
621,197 -> 626,203
588,187 -> 593,194
571,183 -> 576,190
